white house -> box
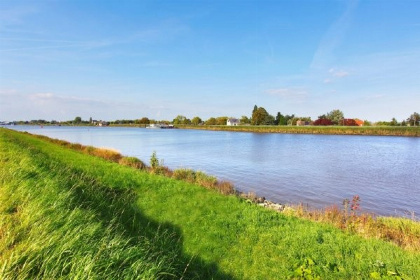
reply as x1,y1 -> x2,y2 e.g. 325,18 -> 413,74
227,118 -> 240,126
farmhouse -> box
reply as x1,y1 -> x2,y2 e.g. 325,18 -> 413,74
227,118 -> 240,126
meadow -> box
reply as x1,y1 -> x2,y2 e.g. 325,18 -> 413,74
1,128 -> 419,279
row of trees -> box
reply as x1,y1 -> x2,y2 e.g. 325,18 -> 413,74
8,110 -> 419,127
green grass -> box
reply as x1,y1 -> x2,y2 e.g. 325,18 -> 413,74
1,128 -> 420,279
178,125 -> 420,137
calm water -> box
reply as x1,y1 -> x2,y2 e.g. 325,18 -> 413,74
9,126 -> 420,217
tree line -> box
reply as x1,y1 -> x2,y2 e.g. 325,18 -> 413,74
6,108 -> 419,127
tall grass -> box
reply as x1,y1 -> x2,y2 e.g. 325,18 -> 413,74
0,129 -> 226,279
284,197 -> 420,252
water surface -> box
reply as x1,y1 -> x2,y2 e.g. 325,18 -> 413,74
9,126 -> 420,217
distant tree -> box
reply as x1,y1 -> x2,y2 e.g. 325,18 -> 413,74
284,114 -> 295,126
407,112 -> 420,126
326,109 -> 344,125
205,117 -> 217,125
251,106 -> 269,125
138,117 -> 150,124
275,112 -> 285,125
173,115 -> 190,125
390,118 -> 398,126
253,105 -> 258,114
216,116 -> 228,125
191,116 -> 202,125
363,120 -> 372,126
263,114 -> 275,125
74,116 -> 82,124
240,115 -> 251,124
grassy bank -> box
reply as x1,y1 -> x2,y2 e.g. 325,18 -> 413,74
177,125 -> 420,137
1,128 -> 420,279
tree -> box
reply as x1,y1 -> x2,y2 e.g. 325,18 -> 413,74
172,115 -> 190,125
390,118 -> 398,126
240,115 -> 251,124
263,114 -> 275,125
216,116 -> 228,125
137,117 -> 150,124
275,112 -> 285,125
253,105 -> 258,114
251,106 -> 269,125
205,117 -> 217,125
284,114 -> 295,126
326,109 -> 344,125
191,116 -> 202,125
74,116 -> 82,124
408,112 -> 420,126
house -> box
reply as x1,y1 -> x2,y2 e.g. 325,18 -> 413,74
227,118 -> 240,126
296,120 -> 311,126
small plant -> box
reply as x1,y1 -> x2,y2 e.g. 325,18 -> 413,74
150,151 -> 159,170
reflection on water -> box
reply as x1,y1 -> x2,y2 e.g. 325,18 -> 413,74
9,126 -> 420,217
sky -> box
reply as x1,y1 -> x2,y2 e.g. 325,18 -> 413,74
0,0 -> 419,122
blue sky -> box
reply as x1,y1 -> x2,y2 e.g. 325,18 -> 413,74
1,0 -> 419,122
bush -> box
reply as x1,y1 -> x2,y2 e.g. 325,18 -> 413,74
313,119 -> 333,126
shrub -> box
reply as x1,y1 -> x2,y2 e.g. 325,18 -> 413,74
313,119 -> 333,126
150,151 -> 159,169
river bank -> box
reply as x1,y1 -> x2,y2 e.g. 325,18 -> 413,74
176,124 -> 420,137
1,128 -> 419,279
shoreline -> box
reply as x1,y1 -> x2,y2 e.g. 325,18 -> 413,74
176,124 -> 420,137
4,123 -> 420,137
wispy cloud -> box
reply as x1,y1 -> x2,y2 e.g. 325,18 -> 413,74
324,68 -> 350,83
311,0 -> 359,69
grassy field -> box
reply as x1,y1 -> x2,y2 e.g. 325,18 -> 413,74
1,128 -> 419,279
178,125 -> 420,137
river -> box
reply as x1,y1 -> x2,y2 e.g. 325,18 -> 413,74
8,125 -> 420,217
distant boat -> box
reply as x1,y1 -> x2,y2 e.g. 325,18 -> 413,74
146,124 -> 161,129
146,124 -> 174,129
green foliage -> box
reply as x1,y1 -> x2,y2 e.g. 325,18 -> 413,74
74,116 -> 82,124
205,117 -> 217,125
326,109 -> 344,125
216,116 -> 228,125
408,112 -> 420,126
240,115 -> 251,124
251,106 -> 270,125
150,151 -> 159,169
137,117 -> 150,124
172,115 -> 191,125
191,116 -> 202,125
